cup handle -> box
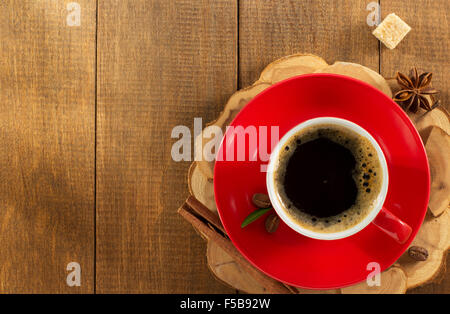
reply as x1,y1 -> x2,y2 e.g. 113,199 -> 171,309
371,207 -> 412,244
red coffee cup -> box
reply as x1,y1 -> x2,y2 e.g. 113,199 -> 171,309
266,117 -> 412,243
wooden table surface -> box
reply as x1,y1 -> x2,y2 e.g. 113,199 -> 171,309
0,0 -> 448,293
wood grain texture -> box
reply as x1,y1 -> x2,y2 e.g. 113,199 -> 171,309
408,252 -> 449,294
0,0 -> 447,294
96,0 -> 237,293
239,0 -> 379,87
0,1 -> 95,293
380,0 -> 449,110
380,0 -> 450,294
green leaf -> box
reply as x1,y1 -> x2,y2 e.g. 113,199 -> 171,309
241,207 -> 272,228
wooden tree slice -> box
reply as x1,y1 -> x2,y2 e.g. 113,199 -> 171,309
206,242 -> 269,293
424,127 -> 450,217
397,210 -> 450,289
185,53 -> 450,294
188,162 -> 217,212
407,108 -> 450,142
256,53 -> 328,84
340,266 -> 407,294
315,62 -> 393,98
403,108 -> 450,216
195,83 -> 270,179
294,287 -> 340,294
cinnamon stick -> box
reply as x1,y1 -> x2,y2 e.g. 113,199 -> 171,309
185,195 -> 226,235
178,198 -> 294,294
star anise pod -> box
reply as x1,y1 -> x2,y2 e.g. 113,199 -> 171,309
393,67 -> 439,113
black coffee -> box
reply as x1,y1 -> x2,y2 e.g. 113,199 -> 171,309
284,137 -> 357,217
273,124 -> 383,233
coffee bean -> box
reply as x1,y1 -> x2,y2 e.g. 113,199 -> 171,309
265,214 -> 280,233
252,193 -> 271,208
408,246 -> 428,261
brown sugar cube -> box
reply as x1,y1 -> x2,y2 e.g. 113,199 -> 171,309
372,13 -> 411,49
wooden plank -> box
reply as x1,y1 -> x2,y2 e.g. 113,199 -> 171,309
379,0 -> 449,294
0,1 -> 95,293
239,0 -> 380,87
380,0 -> 449,111
96,0 -> 237,293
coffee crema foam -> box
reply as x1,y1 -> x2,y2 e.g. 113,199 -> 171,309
273,124 -> 383,233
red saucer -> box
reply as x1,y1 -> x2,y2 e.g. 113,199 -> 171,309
214,74 -> 429,289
